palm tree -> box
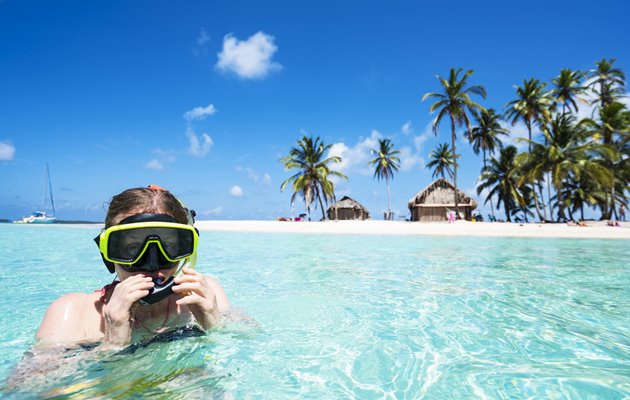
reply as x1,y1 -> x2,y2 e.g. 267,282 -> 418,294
588,58 -> 626,109
280,135 -> 347,220
369,138 -> 400,220
422,67 -> 487,218
470,109 -> 509,218
551,68 -> 587,114
477,145 -> 525,222
522,114 -> 612,221
470,109 -> 508,165
583,102 -> 630,219
505,79 -> 554,151
426,143 -> 455,181
504,78 -> 554,220
561,174 -> 606,221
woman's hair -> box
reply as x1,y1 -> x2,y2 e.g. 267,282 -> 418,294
105,187 -> 189,227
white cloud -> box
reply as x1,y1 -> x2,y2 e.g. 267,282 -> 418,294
412,122 -> 433,153
216,31 -> 281,79
146,159 -> 164,170
201,206 -> 223,216
398,146 -> 423,171
0,140 -> 15,161
246,167 -> 259,182
401,120 -> 413,135
230,185 -> 243,197
145,148 -> 176,170
329,130 -> 382,176
501,121 -> 536,151
573,80 -> 630,121
236,166 -> 271,186
197,27 -> 210,46
329,129 -> 424,177
186,127 -> 213,157
184,103 -> 216,121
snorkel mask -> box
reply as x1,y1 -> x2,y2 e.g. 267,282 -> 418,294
94,188 -> 198,304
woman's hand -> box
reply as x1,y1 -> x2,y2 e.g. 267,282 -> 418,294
103,275 -> 154,345
172,267 -> 220,330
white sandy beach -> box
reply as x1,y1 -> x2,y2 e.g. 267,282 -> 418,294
195,220 -> 630,240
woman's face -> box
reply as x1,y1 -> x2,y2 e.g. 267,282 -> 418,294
111,209 -> 180,281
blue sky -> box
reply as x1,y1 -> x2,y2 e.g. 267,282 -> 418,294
1,0 -> 628,221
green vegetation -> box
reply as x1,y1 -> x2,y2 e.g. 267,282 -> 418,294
279,58 -> 628,222
280,135 -> 347,220
422,68 -> 487,217
426,143 -> 455,181
369,138 -> 401,220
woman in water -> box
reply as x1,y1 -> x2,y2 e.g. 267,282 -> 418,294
36,185 -> 230,347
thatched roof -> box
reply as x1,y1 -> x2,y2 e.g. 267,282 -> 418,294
407,178 -> 478,209
329,196 -> 370,212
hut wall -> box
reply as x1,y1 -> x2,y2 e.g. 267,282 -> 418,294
331,208 -> 367,220
413,207 -> 448,221
412,206 -> 474,221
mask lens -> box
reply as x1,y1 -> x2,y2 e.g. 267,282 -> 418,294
107,227 -> 194,263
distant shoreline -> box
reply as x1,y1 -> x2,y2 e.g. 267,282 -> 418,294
193,220 -> 630,240
3,219 -> 628,240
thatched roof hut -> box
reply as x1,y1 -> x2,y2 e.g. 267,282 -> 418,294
407,178 -> 478,221
327,196 -> 370,220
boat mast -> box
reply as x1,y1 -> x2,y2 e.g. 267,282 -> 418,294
46,163 -> 56,216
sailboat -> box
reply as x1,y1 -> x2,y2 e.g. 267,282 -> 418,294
14,164 -> 57,224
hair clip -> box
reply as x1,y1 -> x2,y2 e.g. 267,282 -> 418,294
147,184 -> 169,192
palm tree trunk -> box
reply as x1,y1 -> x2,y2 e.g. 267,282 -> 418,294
602,192 -> 609,220
546,172 -> 553,219
526,119 -> 545,222
483,151 -> 496,219
556,183 -> 566,222
504,189 -> 512,222
386,177 -> 392,220
318,193 -> 326,221
610,181 -> 617,220
538,184 -> 548,221
450,115 -> 459,219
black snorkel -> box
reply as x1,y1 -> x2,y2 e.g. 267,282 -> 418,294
132,238 -> 173,304
130,240 -> 177,305
142,276 -> 176,305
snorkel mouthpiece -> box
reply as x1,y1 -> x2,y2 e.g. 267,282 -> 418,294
141,276 -> 176,304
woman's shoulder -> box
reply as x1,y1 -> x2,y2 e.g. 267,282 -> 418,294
45,291 -> 100,311
36,292 -> 103,345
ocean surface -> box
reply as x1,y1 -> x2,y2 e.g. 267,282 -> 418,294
0,224 -> 628,399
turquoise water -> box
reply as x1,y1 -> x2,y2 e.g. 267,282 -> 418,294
0,224 -> 629,399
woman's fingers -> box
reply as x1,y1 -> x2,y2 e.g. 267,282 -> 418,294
175,292 -> 202,306
110,276 -> 154,307
172,281 -> 204,295
174,270 -> 202,285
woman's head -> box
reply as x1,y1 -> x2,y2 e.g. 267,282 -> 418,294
98,185 -> 195,279
105,186 -> 190,228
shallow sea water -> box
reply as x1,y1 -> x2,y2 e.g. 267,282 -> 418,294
0,224 -> 629,399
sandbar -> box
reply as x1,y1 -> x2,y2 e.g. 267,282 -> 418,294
195,220 -> 630,240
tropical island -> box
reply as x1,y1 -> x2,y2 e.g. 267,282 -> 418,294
275,58 -> 628,226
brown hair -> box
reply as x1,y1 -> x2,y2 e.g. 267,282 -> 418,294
105,187 -> 189,227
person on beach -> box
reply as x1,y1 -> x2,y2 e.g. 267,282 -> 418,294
620,204 -> 626,222
36,185 -> 230,347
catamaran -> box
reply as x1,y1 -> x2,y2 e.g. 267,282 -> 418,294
14,164 -> 57,224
